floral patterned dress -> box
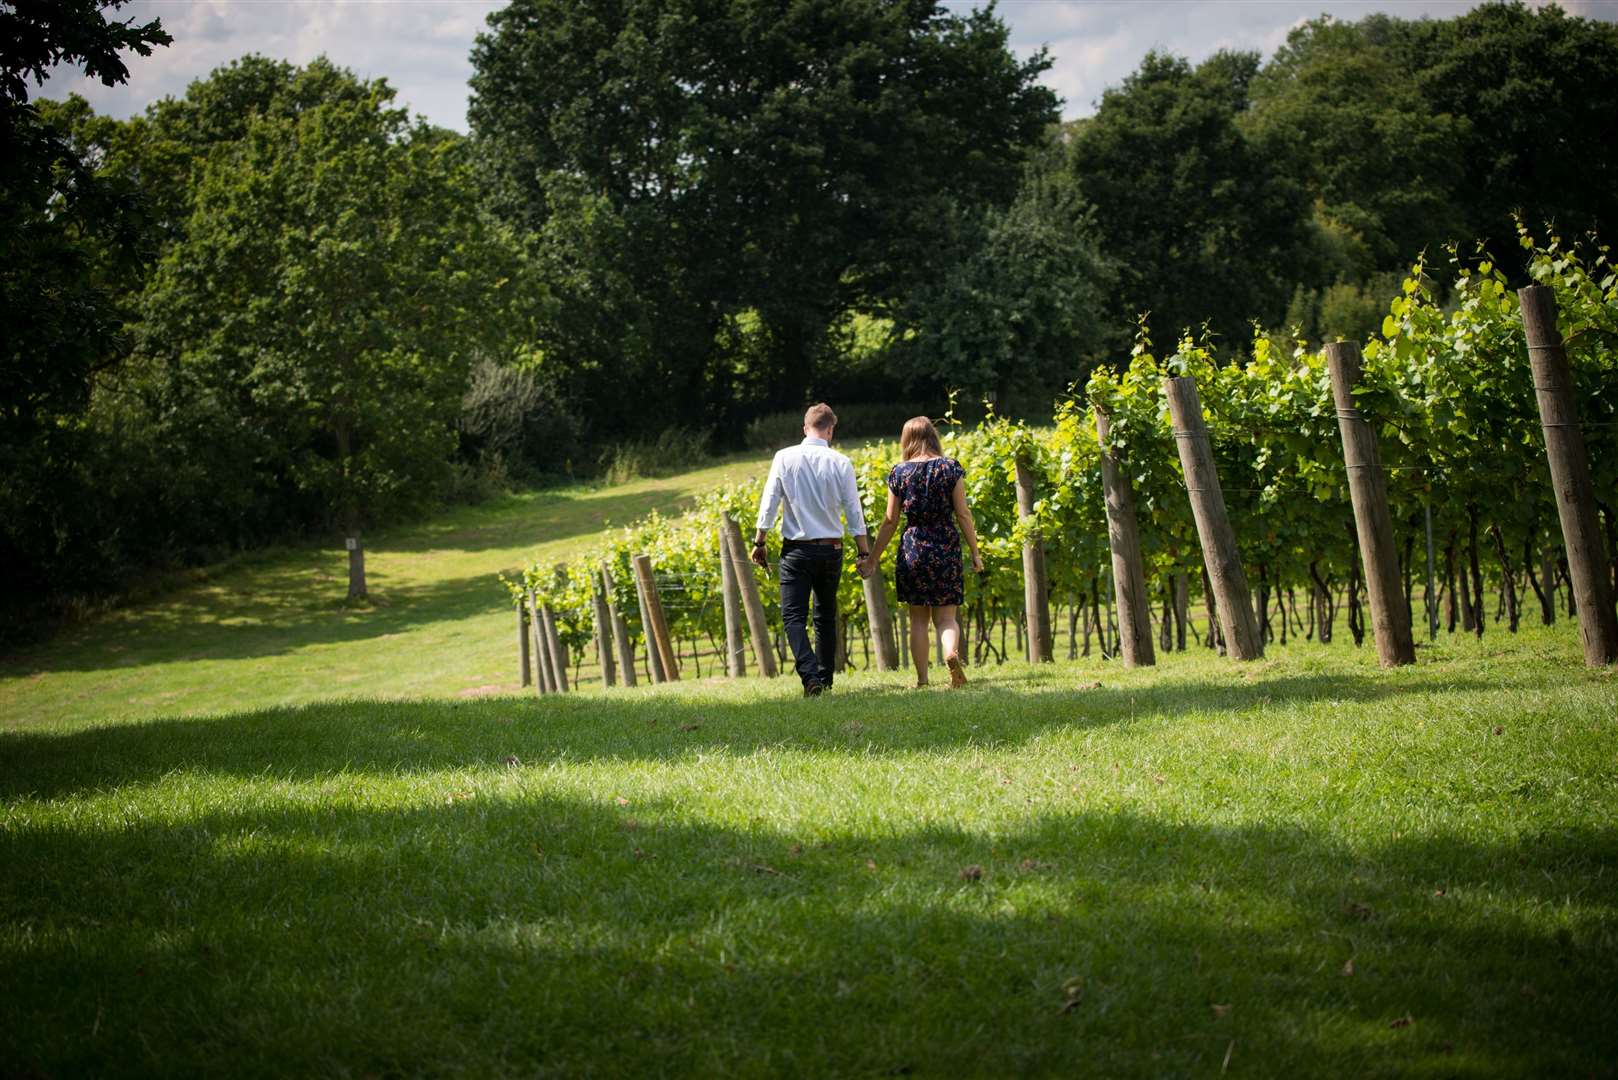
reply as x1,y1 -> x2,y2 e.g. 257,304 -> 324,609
886,456 -> 966,607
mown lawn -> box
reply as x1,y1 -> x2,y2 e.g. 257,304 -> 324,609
4,627 -> 1615,1076
0,455 -> 768,729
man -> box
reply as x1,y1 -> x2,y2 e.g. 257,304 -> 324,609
752,403 -> 872,696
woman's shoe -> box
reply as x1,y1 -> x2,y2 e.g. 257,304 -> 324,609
945,653 -> 967,688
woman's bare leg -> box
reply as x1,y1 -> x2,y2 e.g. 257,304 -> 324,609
909,605 -> 932,684
935,605 -> 966,686
934,604 -> 961,660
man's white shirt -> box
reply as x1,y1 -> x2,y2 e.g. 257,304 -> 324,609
755,437 -> 868,540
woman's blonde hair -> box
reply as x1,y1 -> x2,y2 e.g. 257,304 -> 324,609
899,416 -> 943,461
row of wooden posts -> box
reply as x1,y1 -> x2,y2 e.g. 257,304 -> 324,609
516,284 -> 1617,692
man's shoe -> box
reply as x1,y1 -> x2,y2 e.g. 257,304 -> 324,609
803,680 -> 825,697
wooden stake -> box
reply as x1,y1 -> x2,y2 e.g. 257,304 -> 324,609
516,603 -> 531,687
720,514 -> 779,677
1163,375 -> 1263,660
527,590 -> 554,693
541,602 -> 570,692
631,567 -> 667,682
1095,406 -> 1157,667
718,524 -> 746,677
632,554 -> 680,681
601,565 -> 637,688
1325,341 -> 1415,667
1518,285 -> 1618,665
590,580 -> 617,688
1013,451 -> 1054,662
862,564 -> 899,671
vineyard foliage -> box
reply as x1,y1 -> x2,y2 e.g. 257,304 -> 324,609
506,229 -> 1618,670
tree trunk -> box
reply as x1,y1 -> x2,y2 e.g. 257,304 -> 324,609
1013,452 -> 1053,663
1489,525 -> 1521,634
1174,571 -> 1188,651
1444,533 -> 1459,635
1467,507 -> 1485,640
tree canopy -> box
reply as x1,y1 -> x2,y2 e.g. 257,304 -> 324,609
469,0 -> 1060,430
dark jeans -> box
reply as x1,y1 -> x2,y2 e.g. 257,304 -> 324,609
778,543 -> 842,688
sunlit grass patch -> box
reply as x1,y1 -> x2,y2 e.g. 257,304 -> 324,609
3,634 -> 1614,1074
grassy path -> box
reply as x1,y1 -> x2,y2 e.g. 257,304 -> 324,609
3,631 -> 1615,1074
0,456 -> 766,730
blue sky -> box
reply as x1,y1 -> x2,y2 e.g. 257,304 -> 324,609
37,0 -> 1618,130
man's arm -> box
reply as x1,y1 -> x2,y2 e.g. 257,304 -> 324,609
753,453 -> 784,565
840,459 -> 871,559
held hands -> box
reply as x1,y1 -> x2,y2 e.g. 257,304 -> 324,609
750,539 -> 769,570
854,552 -> 873,579
971,551 -> 985,574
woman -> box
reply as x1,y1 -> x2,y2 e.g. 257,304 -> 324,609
864,416 -> 984,687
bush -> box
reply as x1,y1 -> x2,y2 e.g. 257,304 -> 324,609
597,426 -> 713,486
742,396 -> 1058,451
459,359 -> 585,480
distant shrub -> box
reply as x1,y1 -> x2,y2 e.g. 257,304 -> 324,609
459,359 -> 584,481
598,426 -> 713,486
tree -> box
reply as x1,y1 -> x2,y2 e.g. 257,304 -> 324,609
1066,51 -> 1312,353
1415,2 -> 1618,255
468,0 -> 1058,433
1246,15 -> 1467,277
900,129 -> 1116,400
0,0 -> 170,628
142,70 -> 507,599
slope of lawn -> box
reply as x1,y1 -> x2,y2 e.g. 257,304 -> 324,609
0,455 -> 768,730
2,457 -> 1616,1075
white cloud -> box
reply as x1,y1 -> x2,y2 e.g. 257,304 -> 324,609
35,0 -> 1618,130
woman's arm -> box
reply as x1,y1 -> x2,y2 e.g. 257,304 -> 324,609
951,478 -> 984,573
867,489 -> 902,565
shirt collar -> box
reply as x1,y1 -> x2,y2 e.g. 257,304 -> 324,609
801,436 -> 828,447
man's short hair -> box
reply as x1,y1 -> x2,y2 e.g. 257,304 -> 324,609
804,403 -> 837,432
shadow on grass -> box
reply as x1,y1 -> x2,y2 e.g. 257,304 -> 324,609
3,787 -> 1613,1075
4,569 -> 511,677
380,476 -> 762,557
1,671 -> 1506,801
0,462 -> 769,674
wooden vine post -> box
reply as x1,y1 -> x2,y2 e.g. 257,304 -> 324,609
1163,375 -> 1264,660
631,567 -> 667,683
1325,342 -> 1415,667
1094,406 -> 1156,668
600,566 -> 637,688
516,601 -> 532,687
861,565 -> 900,671
541,600 -> 570,692
720,514 -> 780,677
590,580 -> 617,688
717,524 -> 747,677
1013,450 -> 1054,663
527,589 -> 554,693
632,554 -> 681,681
1518,285 -> 1618,665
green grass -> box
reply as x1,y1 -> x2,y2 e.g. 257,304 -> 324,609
3,463 -> 1616,1075
0,455 -> 768,727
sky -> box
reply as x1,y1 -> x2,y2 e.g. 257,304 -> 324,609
35,0 -> 1618,132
